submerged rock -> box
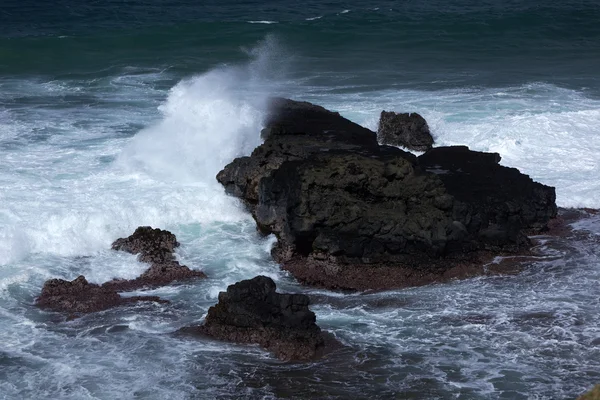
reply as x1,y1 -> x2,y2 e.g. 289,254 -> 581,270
377,110 -> 434,151
217,98 -> 557,290
180,276 -> 328,361
107,226 -> 206,291
36,275 -> 165,316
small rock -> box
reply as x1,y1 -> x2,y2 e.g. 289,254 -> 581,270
102,261 -> 206,292
36,275 -> 165,316
37,227 -> 204,316
109,226 -> 206,290
111,226 -> 179,264
180,276 -> 328,361
377,110 -> 434,151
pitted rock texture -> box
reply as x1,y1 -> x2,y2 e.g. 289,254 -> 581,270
181,276 -> 327,361
111,226 -> 179,264
36,275 -> 165,316
108,226 -> 206,290
217,98 -> 557,290
37,227 -> 204,316
377,110 -> 434,151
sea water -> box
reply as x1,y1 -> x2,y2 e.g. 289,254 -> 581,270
1,1 -> 599,398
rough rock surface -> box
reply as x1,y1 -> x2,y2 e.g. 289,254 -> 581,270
107,226 -> 206,290
37,227 -> 204,316
111,226 -> 179,264
36,275 -> 165,316
217,98 -> 557,290
579,385 -> 600,400
180,276 -> 326,361
377,111 -> 434,151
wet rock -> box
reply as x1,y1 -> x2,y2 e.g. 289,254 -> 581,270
109,226 -> 206,290
377,111 -> 434,151
579,385 -> 600,400
180,276 -> 328,361
36,275 -> 165,316
419,146 -> 557,245
102,261 -> 206,292
256,151 -> 453,264
111,226 -> 179,264
37,227 -> 205,316
217,97 -> 393,205
216,98 -> 557,290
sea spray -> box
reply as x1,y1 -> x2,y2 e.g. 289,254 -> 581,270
117,35 -> 290,182
0,37 -> 288,267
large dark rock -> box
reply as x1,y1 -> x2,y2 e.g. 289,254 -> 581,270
217,97 -> 392,205
108,226 -> 206,290
216,98 -> 557,290
377,111 -> 434,151
36,275 -> 165,316
181,276 -> 327,361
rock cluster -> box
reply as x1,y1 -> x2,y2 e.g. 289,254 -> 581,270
36,227 -> 205,316
377,110 -> 434,151
217,98 -> 557,290
180,276 -> 327,361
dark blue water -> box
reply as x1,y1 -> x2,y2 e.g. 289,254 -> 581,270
2,0 -> 600,93
1,1 -> 600,399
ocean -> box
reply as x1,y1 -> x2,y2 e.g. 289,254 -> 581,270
1,1 -> 599,398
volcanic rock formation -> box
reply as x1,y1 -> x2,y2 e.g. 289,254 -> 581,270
37,227 -> 205,315
105,226 -> 206,291
377,110 -> 434,151
180,275 -> 327,361
36,275 -> 166,316
217,98 -> 557,290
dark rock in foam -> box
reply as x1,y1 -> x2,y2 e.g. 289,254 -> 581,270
36,275 -> 166,316
105,226 -> 206,291
180,276 -> 330,361
37,227 -> 205,316
377,110 -> 434,151
111,226 -> 179,264
217,98 -> 557,290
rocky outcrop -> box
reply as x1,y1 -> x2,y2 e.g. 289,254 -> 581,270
579,385 -> 600,400
37,227 -> 205,316
180,276 -> 327,361
217,98 -> 384,205
111,226 -> 178,264
377,111 -> 434,151
36,275 -> 165,316
217,98 -> 557,290
106,226 -> 206,291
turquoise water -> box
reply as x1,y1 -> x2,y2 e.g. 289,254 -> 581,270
1,1 -> 600,399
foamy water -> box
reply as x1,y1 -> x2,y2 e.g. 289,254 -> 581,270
1,40 -> 599,399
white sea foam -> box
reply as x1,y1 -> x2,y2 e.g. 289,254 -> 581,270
247,20 -> 278,24
0,38 -> 287,267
